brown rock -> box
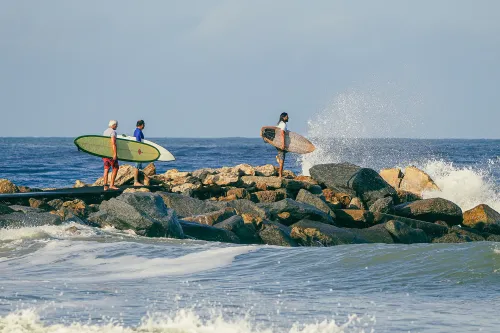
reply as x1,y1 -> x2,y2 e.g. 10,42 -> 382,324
143,163 -> 156,176
184,208 -> 237,226
241,176 -> 283,190
73,180 -> 88,188
94,164 -> 136,186
203,172 -> 240,186
282,170 -> 297,179
291,219 -> 365,246
252,190 -> 286,203
380,168 -> 403,189
348,197 -> 365,210
259,220 -> 297,247
333,209 -> 374,228
400,166 -> 440,196
47,199 -> 64,211
233,164 -> 255,176
224,188 -> 251,201
393,198 -> 463,226
171,182 -> 202,194
61,199 -> 90,218
29,198 -> 51,211
397,190 -> 422,203
335,193 -> 353,208
164,169 -> 191,180
0,179 -> 19,193
462,204 -> 500,230
255,164 -> 277,177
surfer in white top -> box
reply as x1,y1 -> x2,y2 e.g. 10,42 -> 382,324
276,112 -> 289,178
102,120 -> 119,191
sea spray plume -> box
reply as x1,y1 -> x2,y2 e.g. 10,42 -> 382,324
300,84 -> 421,175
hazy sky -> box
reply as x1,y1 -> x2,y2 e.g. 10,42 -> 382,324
1,1 -> 499,138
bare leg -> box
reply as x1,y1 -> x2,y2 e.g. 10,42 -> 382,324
278,158 -> 284,178
134,168 -> 142,186
103,168 -> 110,190
109,168 -> 119,190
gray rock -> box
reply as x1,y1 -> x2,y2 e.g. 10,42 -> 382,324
222,199 -> 268,224
369,197 -> 395,214
258,199 -> 334,226
296,189 -> 335,218
384,220 -> 428,244
291,219 -> 366,246
309,163 -> 397,208
348,224 -> 394,244
88,192 -> 184,238
184,208 -> 236,226
47,199 -> 64,211
9,205 -> 45,214
449,226 -> 485,242
374,213 -> 448,238
486,234 -> 500,242
432,232 -> 476,243
0,211 -> 62,228
258,220 -> 297,247
179,220 -> 240,243
333,209 -> 374,228
215,215 -> 262,244
393,198 -> 463,226
158,192 -> 222,218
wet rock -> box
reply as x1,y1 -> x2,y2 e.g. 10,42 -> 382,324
222,199 -> 268,225
60,199 -> 91,218
333,209 -> 374,228
0,204 -> 15,215
449,226 -> 485,241
369,197 -> 394,214
379,168 -> 403,189
215,215 -> 261,244
258,199 -> 334,226
462,204 -> 500,231
258,220 -> 297,247
290,219 -> 365,246
347,197 -> 365,210
486,234 -> 500,242
184,208 -> 236,226
251,190 -> 286,203
397,190 -> 422,203
309,163 -> 397,208
179,220 -> 240,243
384,220 -> 428,244
29,198 -> 51,211
0,179 -> 19,194
94,164 -> 137,186
65,226 -> 81,234
400,166 -> 440,196
9,205 -> 44,214
0,211 -> 62,228
374,213 -> 448,238
255,164 -> 277,177
241,176 -> 283,190
348,224 -> 394,244
296,189 -> 335,217
46,199 -> 64,211
393,198 -> 463,226
88,192 -> 184,238
432,232 -> 476,243
158,192 -> 222,218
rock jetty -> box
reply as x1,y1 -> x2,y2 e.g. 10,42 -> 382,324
1,163 -> 499,246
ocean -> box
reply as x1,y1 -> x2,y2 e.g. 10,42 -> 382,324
1,137 -> 499,332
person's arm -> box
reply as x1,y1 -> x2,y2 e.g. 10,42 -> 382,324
111,136 -> 117,160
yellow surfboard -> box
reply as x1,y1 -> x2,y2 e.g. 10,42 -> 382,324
74,135 -> 160,162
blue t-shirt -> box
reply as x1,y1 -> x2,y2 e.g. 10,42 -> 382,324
134,128 -> 144,142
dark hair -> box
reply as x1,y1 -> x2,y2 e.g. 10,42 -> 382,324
136,120 -> 145,127
278,112 -> 288,124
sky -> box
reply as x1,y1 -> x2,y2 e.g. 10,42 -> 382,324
0,0 -> 499,138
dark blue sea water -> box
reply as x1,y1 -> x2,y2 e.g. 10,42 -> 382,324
0,137 -> 499,332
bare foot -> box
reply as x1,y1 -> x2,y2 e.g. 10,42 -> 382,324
103,184 -> 109,191
133,182 -> 143,187
109,186 -> 119,190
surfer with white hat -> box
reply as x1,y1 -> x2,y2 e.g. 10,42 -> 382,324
276,112 -> 289,178
102,120 -> 119,190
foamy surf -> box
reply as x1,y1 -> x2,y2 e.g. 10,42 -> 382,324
0,308 -> 374,333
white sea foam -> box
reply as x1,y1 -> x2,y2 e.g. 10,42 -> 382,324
0,308 -> 374,333
0,223 -> 102,242
419,159 -> 500,212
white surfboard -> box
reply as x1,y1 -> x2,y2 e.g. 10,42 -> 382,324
120,135 -> 175,161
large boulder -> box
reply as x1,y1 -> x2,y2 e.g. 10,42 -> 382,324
0,179 -> 19,193
255,164 -> 277,177
93,164 -> 136,186
295,189 -> 335,218
400,166 -> 440,196
88,192 -> 184,238
179,220 -> 240,243
158,192 -> 222,218
258,220 -> 297,247
233,164 -> 256,176
215,215 -> 261,244
222,199 -> 268,225
0,211 -> 62,228
379,168 -> 403,189
333,209 -> 374,228
184,208 -> 236,226
462,204 -> 500,231
258,199 -> 334,226
369,197 -> 395,214
348,224 -> 394,244
309,163 -> 397,208
374,213 -> 448,239
384,220 -> 428,244
290,219 -> 366,246
393,198 -> 463,226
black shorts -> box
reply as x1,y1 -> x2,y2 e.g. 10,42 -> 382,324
276,148 -> 287,161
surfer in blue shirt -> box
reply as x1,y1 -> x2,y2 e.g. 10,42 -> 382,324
276,112 -> 289,178
133,120 -> 145,186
